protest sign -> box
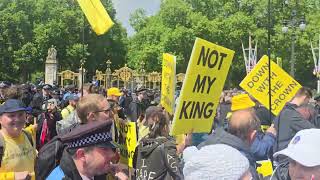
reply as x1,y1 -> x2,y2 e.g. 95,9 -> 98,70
170,38 -> 235,135
161,53 -> 176,115
240,55 -> 302,115
115,120 -> 137,167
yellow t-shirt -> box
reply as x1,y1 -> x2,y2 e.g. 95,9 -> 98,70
24,125 -> 37,145
0,130 -> 36,180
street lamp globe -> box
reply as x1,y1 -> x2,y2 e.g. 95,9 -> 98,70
284,0 -> 290,5
299,21 -> 306,31
282,26 -> 289,33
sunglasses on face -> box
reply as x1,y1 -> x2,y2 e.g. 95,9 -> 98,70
93,108 -> 112,115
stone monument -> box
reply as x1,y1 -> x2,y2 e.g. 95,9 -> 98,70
78,67 -> 86,89
45,45 -> 58,85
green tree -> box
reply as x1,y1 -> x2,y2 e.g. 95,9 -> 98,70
128,0 -> 320,89
129,8 -> 148,32
0,0 -> 127,82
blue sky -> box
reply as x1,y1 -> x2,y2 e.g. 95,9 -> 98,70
111,0 -> 161,36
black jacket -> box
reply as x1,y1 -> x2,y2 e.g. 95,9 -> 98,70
273,103 -> 315,164
255,105 -> 274,127
36,111 -> 61,149
57,149 -> 107,180
198,128 -> 260,180
134,137 -> 183,180
30,92 -> 43,116
127,99 -> 146,122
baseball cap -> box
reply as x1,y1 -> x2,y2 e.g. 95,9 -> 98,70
135,88 -> 147,94
65,84 -> 75,91
25,107 -> 33,114
42,84 -> 53,90
107,87 -> 123,97
0,99 -> 26,114
66,94 -> 79,101
274,129 -> 320,167
61,120 -> 117,149
51,88 -> 61,95
183,144 -> 249,179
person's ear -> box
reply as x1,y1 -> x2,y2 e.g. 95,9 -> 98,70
249,130 -> 257,144
87,112 -> 96,122
75,149 -> 86,161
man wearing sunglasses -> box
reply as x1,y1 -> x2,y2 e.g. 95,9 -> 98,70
57,94 -> 113,136
77,94 -> 114,124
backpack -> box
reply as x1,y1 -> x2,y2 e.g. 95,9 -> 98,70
35,135 -> 66,180
0,130 -> 34,167
56,111 -> 80,135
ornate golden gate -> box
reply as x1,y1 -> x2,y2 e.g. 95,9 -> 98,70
58,59 -> 185,90
57,70 -> 79,88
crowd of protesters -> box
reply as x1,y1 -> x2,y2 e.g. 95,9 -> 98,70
0,80 -> 319,180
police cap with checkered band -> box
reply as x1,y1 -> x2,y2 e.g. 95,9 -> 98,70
61,120 -> 117,149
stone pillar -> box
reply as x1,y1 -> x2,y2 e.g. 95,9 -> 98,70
45,46 -> 58,85
78,67 -> 86,89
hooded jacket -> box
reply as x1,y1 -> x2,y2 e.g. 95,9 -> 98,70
134,137 -> 183,180
273,103 -> 315,164
198,128 -> 260,180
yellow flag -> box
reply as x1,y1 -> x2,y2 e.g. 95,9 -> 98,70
77,0 -> 114,35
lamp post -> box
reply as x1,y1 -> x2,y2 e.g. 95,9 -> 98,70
80,58 -> 86,96
282,6 -> 306,77
311,35 -> 320,93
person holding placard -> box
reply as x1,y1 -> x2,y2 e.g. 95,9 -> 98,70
273,87 -> 315,179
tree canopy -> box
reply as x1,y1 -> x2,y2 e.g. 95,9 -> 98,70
127,0 -> 320,88
0,0 -> 127,82
1,0 -> 320,88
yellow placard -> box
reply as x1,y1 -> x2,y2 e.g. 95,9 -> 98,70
161,53 -> 176,115
240,55 -> 302,115
115,120 -> 137,167
170,38 -> 235,135
257,160 -> 273,177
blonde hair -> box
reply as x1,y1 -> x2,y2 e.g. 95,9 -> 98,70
76,94 -> 106,123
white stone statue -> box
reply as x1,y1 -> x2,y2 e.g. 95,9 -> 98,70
47,45 -> 57,60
